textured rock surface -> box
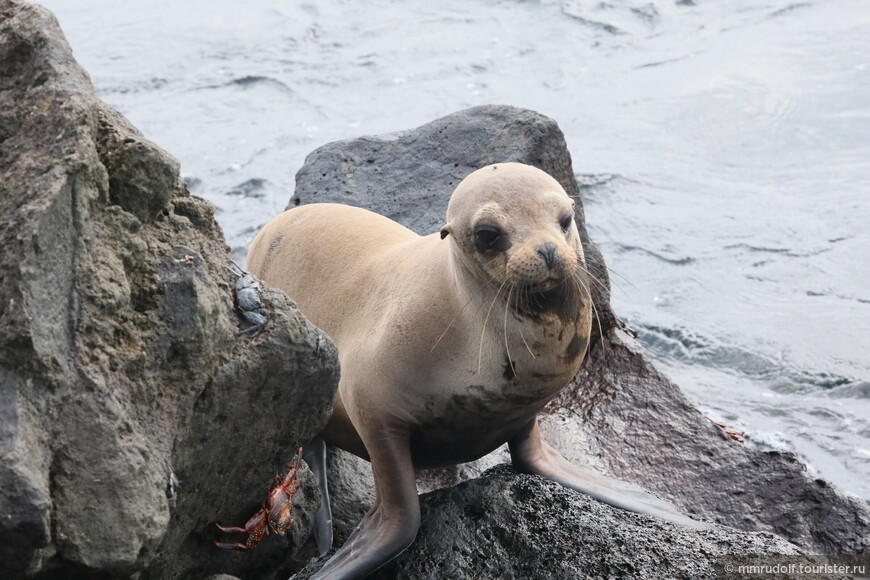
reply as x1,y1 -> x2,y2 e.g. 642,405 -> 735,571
293,467 -> 805,580
0,2 -> 338,579
378,467 -> 804,580
292,104 -> 869,556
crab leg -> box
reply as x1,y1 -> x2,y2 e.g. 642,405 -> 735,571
214,525 -> 248,534
213,541 -> 252,550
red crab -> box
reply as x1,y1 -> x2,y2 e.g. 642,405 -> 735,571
214,447 -> 303,550
709,419 -> 746,444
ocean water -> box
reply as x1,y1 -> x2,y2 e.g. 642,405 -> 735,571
40,0 -> 870,499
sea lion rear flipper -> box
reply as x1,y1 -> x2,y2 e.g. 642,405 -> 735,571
302,438 -> 334,555
509,419 -> 712,530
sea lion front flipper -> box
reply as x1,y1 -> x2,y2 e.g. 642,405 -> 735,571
302,438 -> 333,555
309,430 -> 421,580
508,419 -> 711,530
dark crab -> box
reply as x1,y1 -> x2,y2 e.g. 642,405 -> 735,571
228,262 -> 267,334
214,448 -> 303,550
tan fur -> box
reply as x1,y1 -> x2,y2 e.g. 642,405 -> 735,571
247,163 -> 591,466
246,163 -> 601,578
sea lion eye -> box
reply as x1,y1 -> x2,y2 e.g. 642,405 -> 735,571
475,226 -> 503,251
560,214 -> 573,233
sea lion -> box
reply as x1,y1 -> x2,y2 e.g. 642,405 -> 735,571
246,163 -> 705,579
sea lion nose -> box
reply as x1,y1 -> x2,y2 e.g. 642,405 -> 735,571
537,243 -> 557,269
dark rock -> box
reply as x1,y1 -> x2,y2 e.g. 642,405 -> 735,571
98,106 -> 180,223
292,467 -> 810,580
225,178 -> 270,199
0,2 -> 338,579
372,466 -> 803,580
292,105 -> 869,557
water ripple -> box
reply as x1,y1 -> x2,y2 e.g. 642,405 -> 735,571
635,322 -> 857,393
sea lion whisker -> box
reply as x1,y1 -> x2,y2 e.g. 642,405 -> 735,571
560,276 -> 575,310
588,262 -> 627,296
478,279 -> 509,375
572,271 -> 604,351
513,284 -> 540,341
503,284 -> 517,377
570,273 -> 588,303
573,262 -> 608,293
430,280 -> 490,352
533,288 -> 543,310
430,316 -> 457,353
606,265 -> 634,287
513,287 -> 537,359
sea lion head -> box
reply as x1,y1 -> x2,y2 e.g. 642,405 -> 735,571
440,163 -> 585,296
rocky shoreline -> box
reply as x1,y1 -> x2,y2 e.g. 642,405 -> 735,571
291,103 -> 870,558
1,1 -> 867,579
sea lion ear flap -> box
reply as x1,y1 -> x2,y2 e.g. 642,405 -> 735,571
440,223 -> 452,240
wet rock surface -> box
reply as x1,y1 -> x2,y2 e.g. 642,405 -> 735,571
292,104 -> 617,344
0,2 -> 338,578
544,327 -> 870,556
293,105 -> 869,557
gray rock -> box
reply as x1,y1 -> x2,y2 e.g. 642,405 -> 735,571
373,466 -> 804,580
293,467 -> 814,580
292,105 -> 869,557
0,2 -> 338,578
